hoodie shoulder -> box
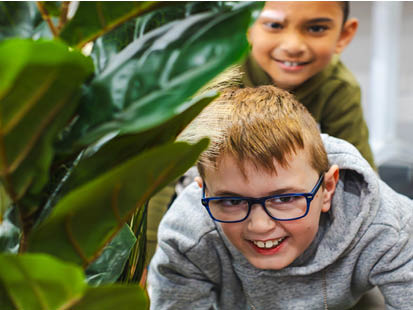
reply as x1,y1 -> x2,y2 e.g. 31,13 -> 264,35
322,134 -> 372,172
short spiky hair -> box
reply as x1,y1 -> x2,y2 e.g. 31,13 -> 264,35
179,86 -> 329,179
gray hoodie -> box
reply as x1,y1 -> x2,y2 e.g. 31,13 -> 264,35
148,135 -> 413,310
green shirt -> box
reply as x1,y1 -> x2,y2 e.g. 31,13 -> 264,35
241,54 -> 376,170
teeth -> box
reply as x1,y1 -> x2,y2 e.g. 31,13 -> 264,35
283,61 -> 299,67
253,237 -> 285,249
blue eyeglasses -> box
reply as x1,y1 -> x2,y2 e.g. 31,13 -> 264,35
201,174 -> 324,223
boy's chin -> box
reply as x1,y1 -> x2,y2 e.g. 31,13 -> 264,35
247,256 -> 292,270
271,76 -> 309,91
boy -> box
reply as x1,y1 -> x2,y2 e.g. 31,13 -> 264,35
243,1 -> 375,169
148,86 -> 413,309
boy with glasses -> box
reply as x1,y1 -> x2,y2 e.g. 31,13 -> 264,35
148,86 -> 412,309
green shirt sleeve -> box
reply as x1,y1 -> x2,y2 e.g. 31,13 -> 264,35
317,81 -> 376,170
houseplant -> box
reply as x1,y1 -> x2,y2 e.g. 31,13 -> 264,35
0,1 -> 262,309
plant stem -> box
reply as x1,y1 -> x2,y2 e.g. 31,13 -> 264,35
58,1 -> 70,31
36,2 -> 58,37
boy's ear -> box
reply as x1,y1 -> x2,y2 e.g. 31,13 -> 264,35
247,26 -> 253,45
195,176 -> 203,188
335,18 -> 358,54
321,165 -> 339,213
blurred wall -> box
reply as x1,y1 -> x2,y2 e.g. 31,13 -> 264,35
341,1 -> 413,148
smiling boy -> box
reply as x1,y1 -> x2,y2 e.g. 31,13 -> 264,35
243,1 -> 376,169
148,86 -> 413,309
206,150 -> 329,272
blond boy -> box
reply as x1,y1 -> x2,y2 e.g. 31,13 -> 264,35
148,86 -> 412,309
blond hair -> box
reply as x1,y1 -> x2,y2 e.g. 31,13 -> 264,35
179,85 -> 329,179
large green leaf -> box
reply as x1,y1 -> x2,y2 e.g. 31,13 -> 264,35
39,92 -> 215,231
62,1 -> 261,149
91,2 -> 244,74
0,253 -> 147,310
85,224 -> 136,285
57,91 -> 217,195
0,2 -> 42,41
70,285 -> 148,310
59,1 -> 163,48
0,253 -> 85,310
27,139 -> 208,266
0,39 -> 93,205
118,202 -> 148,284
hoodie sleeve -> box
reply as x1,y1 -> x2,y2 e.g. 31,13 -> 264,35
367,226 -> 413,309
364,193 -> 413,309
148,238 -> 218,310
147,183 -> 221,310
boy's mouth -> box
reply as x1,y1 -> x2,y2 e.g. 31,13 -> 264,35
252,236 -> 287,249
274,58 -> 311,70
274,58 -> 311,68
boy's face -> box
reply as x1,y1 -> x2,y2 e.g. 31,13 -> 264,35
248,1 -> 357,90
201,150 -> 338,270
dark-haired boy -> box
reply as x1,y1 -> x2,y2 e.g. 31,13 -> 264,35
243,1 -> 375,169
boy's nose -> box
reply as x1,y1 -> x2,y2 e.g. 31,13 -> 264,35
247,203 -> 277,233
278,33 -> 306,58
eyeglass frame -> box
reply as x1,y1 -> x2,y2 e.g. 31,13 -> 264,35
201,174 -> 325,223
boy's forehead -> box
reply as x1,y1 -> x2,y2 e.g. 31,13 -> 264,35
204,150 -> 316,195
260,1 -> 343,22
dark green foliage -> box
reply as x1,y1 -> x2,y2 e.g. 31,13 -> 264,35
0,1 -> 263,308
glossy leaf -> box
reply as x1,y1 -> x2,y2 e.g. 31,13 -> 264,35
134,1 -> 247,36
58,91 -> 217,194
0,2 -> 42,41
0,253 -> 85,310
70,284 -> 148,310
61,1 -> 261,149
0,39 -> 93,205
59,1 -> 162,48
85,224 -> 136,285
0,253 -> 148,310
41,91 -> 215,231
27,140 -> 208,267
90,18 -> 137,74
119,202 -> 148,283
91,2 -> 241,73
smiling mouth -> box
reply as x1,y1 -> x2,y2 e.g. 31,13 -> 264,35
252,237 -> 287,249
275,59 -> 311,67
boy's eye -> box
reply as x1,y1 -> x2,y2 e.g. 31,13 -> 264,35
263,22 -> 283,30
307,25 -> 328,33
278,196 -> 294,203
217,199 -> 247,207
267,196 -> 298,205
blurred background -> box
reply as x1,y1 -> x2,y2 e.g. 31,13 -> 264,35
341,1 -> 413,198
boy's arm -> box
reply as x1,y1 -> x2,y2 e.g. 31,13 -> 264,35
148,241 -> 218,310
365,223 -> 413,309
147,183 -> 222,310
320,84 -> 376,170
